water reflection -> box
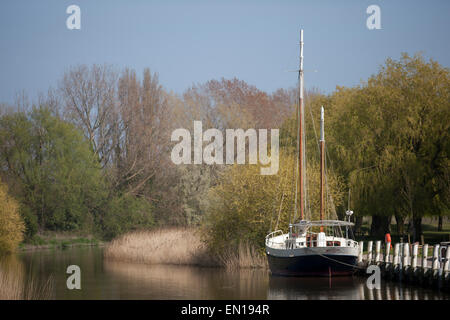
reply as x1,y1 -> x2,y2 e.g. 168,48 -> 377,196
268,276 -> 361,300
9,247 -> 449,300
104,261 -> 269,299
267,275 -> 447,300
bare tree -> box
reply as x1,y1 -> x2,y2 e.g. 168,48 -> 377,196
59,64 -> 118,168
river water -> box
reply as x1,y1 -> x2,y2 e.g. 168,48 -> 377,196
4,246 -> 449,300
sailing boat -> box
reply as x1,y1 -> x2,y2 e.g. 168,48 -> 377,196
265,30 -> 359,276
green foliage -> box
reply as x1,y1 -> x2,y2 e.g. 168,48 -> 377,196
204,53 -> 449,245
0,106 -> 156,241
202,150 -> 344,253
0,107 -> 106,235
100,194 -> 154,240
19,205 -> 38,240
0,180 -> 25,254
327,54 -> 449,237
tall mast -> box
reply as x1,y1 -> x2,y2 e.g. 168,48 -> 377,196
298,29 -> 305,221
320,106 -> 325,232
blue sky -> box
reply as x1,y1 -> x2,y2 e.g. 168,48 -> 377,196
0,0 -> 449,104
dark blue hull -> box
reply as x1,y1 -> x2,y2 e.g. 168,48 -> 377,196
267,254 -> 357,277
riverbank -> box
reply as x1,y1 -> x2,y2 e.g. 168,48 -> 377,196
18,232 -> 103,251
104,228 -> 268,270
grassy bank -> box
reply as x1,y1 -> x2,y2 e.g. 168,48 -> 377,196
356,217 -> 450,244
19,232 -> 102,251
104,228 -> 268,270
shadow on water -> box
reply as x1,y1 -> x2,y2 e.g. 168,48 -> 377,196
9,247 -> 450,300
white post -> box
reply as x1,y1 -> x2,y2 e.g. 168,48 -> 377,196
422,244 -> 429,269
368,241 -> 373,263
375,240 -> 381,263
393,243 -> 400,267
444,246 -> 450,272
412,243 -> 419,269
403,243 -> 410,267
385,241 -> 391,263
358,241 -> 364,263
432,245 -> 440,271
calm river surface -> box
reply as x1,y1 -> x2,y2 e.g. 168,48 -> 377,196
7,246 -> 449,300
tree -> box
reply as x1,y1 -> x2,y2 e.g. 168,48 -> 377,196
328,54 -> 450,239
0,106 -> 107,235
60,66 -> 176,225
202,149 -> 344,253
0,180 -> 25,254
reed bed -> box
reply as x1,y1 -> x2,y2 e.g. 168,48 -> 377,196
217,242 -> 268,271
0,263 -> 53,300
104,228 -> 217,266
104,228 -> 268,270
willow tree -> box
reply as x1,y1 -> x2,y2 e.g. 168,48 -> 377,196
329,53 -> 449,239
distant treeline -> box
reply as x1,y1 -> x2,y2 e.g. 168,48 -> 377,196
0,53 -> 448,253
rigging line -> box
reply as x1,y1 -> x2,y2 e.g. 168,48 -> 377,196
275,190 -> 286,231
324,152 -> 338,220
293,89 -> 300,224
302,93 -> 308,220
269,172 -> 284,233
276,140 -> 293,232
302,89 -> 311,219
308,101 -> 321,156
273,117 -> 295,232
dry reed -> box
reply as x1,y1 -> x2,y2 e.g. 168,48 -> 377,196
0,262 -> 53,300
104,228 -> 217,267
104,228 -> 268,270
217,241 -> 268,271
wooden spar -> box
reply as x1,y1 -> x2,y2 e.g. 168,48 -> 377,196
320,106 -> 325,232
298,29 -> 304,221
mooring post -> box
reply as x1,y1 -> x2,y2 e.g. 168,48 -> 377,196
368,241 -> 373,264
384,240 -> 391,276
358,241 -> 364,264
412,243 -> 419,281
403,243 -> 411,281
375,240 -> 381,264
444,245 -> 450,288
421,244 -> 429,283
393,243 -> 400,280
422,244 -> 429,269
444,246 -> 450,272
403,243 -> 410,267
432,245 -> 440,270
385,241 -> 391,263
432,245 -> 440,286
393,243 -> 400,266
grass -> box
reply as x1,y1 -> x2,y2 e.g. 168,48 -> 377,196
19,232 -> 100,251
104,228 -> 268,270
355,217 -> 450,245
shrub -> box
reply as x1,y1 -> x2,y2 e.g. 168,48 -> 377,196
100,194 -> 154,240
0,181 -> 25,254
